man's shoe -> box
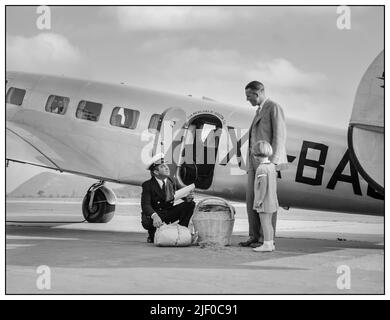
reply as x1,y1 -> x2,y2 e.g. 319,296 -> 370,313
239,238 -> 259,247
250,242 -> 263,248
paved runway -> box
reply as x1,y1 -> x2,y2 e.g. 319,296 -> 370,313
6,198 -> 384,294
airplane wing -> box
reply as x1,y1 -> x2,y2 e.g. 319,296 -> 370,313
7,124 -> 61,170
6,121 -> 112,180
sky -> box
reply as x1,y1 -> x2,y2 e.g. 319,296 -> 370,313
5,5 -> 384,192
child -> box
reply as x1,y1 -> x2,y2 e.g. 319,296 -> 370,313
252,140 -> 279,252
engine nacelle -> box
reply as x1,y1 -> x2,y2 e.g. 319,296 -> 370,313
348,50 -> 384,195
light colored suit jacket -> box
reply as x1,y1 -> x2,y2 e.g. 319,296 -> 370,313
253,163 -> 279,213
247,98 -> 288,172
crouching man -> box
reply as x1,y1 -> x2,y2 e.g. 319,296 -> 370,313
141,153 -> 196,243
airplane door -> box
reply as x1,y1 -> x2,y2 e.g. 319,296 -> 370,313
175,114 -> 224,189
348,50 -> 384,195
152,107 -> 187,180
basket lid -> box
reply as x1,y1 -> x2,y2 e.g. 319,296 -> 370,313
195,197 -> 235,216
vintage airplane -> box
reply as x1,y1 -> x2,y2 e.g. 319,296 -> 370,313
6,51 -> 384,223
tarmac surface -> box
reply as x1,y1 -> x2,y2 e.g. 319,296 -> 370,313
6,198 -> 384,294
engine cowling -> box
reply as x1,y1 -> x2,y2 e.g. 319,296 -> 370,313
348,51 -> 384,195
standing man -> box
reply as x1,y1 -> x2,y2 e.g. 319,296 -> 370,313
239,81 -> 288,248
141,153 -> 196,243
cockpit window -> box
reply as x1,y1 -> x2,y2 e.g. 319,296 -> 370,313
45,95 -> 69,115
110,107 -> 140,129
6,87 -> 26,106
76,100 -> 102,122
148,114 -> 162,132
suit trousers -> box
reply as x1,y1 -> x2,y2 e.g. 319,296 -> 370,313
246,169 -> 277,240
142,201 -> 196,239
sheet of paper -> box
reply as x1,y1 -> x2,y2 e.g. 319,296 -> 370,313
174,183 -> 195,201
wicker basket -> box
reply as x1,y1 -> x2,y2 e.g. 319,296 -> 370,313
192,197 -> 235,246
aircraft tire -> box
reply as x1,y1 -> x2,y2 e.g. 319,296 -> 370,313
82,188 -> 115,223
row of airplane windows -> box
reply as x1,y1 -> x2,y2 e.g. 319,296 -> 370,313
6,86 -> 162,131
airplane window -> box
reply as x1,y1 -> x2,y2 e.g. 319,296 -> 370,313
45,95 -> 69,115
148,114 -> 162,132
6,87 -> 26,106
76,100 -> 102,122
110,107 -> 140,129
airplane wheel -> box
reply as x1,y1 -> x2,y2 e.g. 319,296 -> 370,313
82,188 -> 115,223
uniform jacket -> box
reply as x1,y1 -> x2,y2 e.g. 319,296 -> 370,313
247,98 -> 288,172
141,176 -> 176,218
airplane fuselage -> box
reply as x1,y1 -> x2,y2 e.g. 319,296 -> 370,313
6,71 -> 384,216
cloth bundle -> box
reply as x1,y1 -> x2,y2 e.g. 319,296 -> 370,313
154,224 -> 192,247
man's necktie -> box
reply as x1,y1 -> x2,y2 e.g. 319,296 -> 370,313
162,180 -> 167,200
256,106 -> 262,117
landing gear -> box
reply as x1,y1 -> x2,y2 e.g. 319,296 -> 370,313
82,181 -> 116,223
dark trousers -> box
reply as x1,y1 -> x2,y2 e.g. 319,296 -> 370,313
141,201 -> 196,239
